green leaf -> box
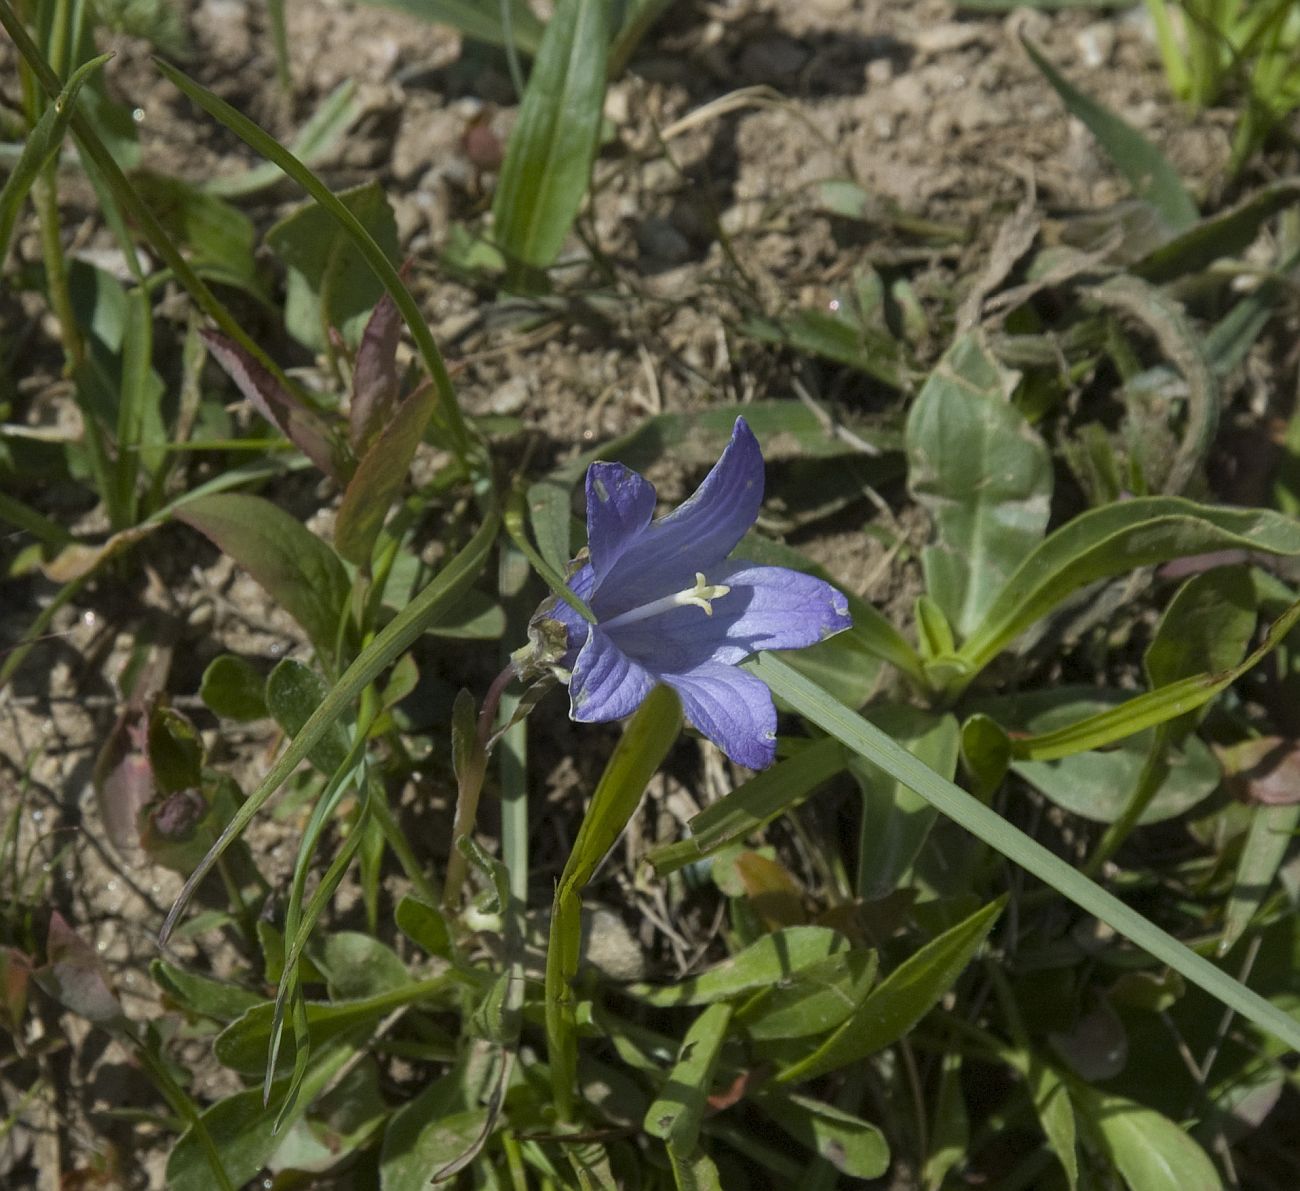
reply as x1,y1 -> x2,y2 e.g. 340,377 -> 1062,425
740,310 -> 907,390
492,0 -> 610,270
0,53 -> 109,265
265,179 -> 400,350
1145,567 -> 1256,738
200,655 -> 268,721
754,1089 -> 890,1179
175,493 -> 349,658
1022,37 -> 1198,233
334,382 -> 434,565
1133,179 -> 1300,285
214,975 -> 454,1077
1073,1086 -> 1220,1191
925,1050 -> 968,1190
264,660 -> 352,777
395,895 -> 453,959
667,1148 -> 724,1191
905,334 -> 1052,638
150,960 -> 264,1023
852,705 -> 960,899
644,1002 -> 732,1156
425,589 -> 506,640
166,1043 -> 353,1191
148,705 -> 204,793
1011,596 -> 1300,764
130,171 -> 259,294
1223,802 -> 1300,953
626,926 -> 850,1008
960,713 -> 1011,799
355,0 -> 545,55
1029,1060 -> 1078,1190
648,738 -> 845,875
957,496 -> 1300,677
1006,694 -> 1219,823
736,948 -> 878,1040
775,897 -> 1004,1084
316,932 -> 411,1000
751,652 -> 1300,1057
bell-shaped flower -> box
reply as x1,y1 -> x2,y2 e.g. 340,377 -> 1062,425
536,417 -> 851,769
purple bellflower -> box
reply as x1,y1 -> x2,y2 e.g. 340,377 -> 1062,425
531,417 -> 851,769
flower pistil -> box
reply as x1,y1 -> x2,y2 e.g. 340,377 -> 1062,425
602,572 -> 733,629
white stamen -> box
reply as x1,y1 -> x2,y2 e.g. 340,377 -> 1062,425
602,572 -> 732,630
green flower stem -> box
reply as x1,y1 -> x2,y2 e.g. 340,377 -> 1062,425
32,167 -> 83,371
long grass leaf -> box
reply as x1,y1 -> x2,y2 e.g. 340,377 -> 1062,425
752,653 -> 1300,1055
0,51 -> 108,265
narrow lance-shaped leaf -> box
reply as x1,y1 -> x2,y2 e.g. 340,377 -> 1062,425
546,685 -> 681,1118
1022,37 -> 1198,234
175,492 -> 350,659
200,329 -> 345,481
957,497 -> 1300,678
492,0 -> 610,270
349,285 -> 402,455
644,1002 -> 732,1156
335,381 -> 434,566
1011,595 -> 1300,761
0,53 -> 110,265
775,897 -> 1005,1085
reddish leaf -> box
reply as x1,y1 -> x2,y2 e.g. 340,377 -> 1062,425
1219,737 -> 1300,805
37,913 -> 126,1030
0,947 -> 32,1034
349,286 -> 403,456
200,329 -> 346,481
734,851 -> 807,930
93,712 -> 154,853
335,381 -> 435,566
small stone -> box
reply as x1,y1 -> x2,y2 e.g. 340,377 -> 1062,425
739,36 -> 810,80
636,217 -> 692,264
866,58 -> 894,87
1076,22 -> 1115,69
489,376 -> 529,416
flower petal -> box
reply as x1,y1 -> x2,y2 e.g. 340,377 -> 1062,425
569,627 -> 657,723
594,418 -> 763,615
715,562 -> 852,656
606,561 -> 851,671
663,660 -> 777,769
585,462 -> 657,579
